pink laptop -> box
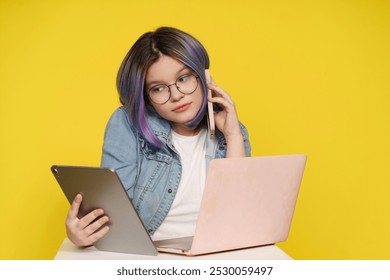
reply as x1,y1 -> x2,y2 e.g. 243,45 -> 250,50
155,154 -> 307,255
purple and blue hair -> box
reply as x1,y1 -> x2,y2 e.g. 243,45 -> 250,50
117,27 -> 210,149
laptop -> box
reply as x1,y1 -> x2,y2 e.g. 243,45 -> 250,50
51,154 -> 306,256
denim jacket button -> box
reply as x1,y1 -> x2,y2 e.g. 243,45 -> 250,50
218,146 -> 226,151
168,188 -> 172,193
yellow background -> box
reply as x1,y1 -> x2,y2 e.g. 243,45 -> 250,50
0,0 -> 389,259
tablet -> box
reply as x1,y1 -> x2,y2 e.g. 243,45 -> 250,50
51,165 -> 158,255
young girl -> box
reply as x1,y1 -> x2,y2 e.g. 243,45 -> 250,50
65,27 -> 251,247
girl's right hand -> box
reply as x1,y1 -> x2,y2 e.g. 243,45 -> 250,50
65,193 -> 110,247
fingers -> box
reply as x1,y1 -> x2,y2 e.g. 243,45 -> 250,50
209,96 -> 236,112
83,213 -> 110,236
76,208 -> 105,230
66,210 -> 110,247
86,225 -> 110,245
205,81 -> 242,139
66,194 -> 110,247
207,83 -> 234,105
67,193 -> 83,220
77,215 -> 110,246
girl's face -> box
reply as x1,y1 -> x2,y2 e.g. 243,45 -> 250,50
145,55 -> 204,136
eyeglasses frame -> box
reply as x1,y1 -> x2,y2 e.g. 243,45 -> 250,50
147,74 -> 200,105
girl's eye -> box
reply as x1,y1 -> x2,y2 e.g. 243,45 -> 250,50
177,75 -> 190,83
150,85 -> 166,93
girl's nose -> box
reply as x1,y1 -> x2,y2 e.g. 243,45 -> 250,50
168,85 -> 185,101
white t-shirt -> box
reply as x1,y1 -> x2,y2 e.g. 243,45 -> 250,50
152,128 -> 207,241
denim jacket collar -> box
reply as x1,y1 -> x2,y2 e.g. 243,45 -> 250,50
147,111 -> 172,142
145,111 -> 218,170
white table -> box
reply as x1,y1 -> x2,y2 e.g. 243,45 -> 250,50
54,238 -> 292,260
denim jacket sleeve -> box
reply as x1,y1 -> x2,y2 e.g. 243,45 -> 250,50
242,123 -> 251,157
213,122 -> 251,159
100,107 -> 138,198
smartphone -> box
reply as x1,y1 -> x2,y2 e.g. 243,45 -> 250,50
205,69 -> 215,138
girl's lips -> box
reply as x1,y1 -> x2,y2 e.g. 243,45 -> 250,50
173,103 -> 191,112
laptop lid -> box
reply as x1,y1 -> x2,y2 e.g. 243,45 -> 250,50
188,154 -> 307,255
51,165 -> 158,255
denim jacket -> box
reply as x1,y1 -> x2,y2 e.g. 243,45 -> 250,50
101,106 -> 251,235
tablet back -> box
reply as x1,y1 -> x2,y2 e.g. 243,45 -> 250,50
51,165 -> 158,255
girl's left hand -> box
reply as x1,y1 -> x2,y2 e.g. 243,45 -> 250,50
207,82 -> 242,142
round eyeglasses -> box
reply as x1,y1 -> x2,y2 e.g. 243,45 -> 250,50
147,74 -> 199,104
